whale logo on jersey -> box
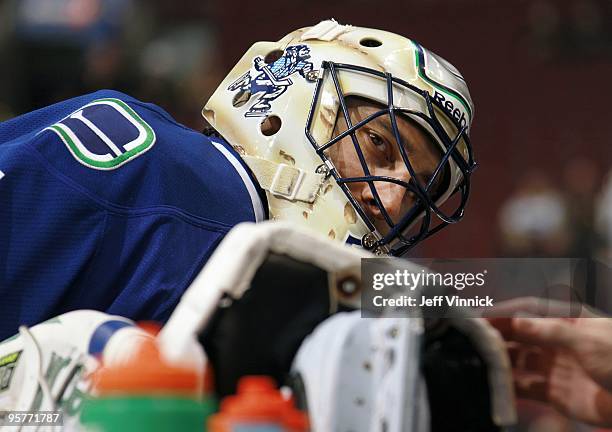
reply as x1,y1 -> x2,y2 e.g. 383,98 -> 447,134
228,44 -> 314,118
47,98 -> 156,170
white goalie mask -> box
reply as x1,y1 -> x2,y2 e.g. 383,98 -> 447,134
203,20 -> 476,256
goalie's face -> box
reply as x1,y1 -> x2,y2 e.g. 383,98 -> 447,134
327,96 -> 448,240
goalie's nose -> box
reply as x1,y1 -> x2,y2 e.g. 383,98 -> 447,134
359,179 -> 414,228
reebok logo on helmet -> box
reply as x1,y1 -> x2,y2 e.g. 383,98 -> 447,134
433,91 -> 468,130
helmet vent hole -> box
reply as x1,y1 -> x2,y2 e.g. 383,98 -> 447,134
261,115 -> 282,136
360,38 -> 382,48
264,49 -> 284,64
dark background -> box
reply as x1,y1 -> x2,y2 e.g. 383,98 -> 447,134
1,0 -> 611,260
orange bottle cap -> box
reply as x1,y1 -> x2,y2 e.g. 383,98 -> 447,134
208,376 -> 308,431
93,332 -> 199,396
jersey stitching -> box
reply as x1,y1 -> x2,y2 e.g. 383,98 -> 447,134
26,140 -> 234,233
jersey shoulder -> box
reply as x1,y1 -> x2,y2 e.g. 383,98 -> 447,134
0,90 -> 156,144
0,90 -> 261,227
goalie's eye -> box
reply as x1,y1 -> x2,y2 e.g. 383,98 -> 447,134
368,131 -> 385,148
368,131 -> 389,152
367,130 -> 392,162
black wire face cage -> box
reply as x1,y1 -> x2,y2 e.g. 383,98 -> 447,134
305,61 -> 477,256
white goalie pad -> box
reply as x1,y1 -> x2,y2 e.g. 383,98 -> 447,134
291,311 -> 429,432
290,311 -> 516,432
0,310 -> 150,430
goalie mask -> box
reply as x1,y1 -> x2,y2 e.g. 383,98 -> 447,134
203,20 -> 476,256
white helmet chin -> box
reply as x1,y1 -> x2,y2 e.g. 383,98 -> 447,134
203,19 -> 476,256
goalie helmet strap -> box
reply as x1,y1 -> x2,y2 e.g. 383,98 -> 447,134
242,155 -> 325,203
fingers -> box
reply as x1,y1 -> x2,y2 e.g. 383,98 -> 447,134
488,316 -> 578,349
509,342 -> 554,400
513,370 -> 549,402
507,342 -> 554,374
510,318 -> 579,350
547,354 -> 612,427
508,342 -> 555,403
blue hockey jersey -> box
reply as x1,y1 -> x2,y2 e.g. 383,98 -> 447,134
0,90 -> 266,340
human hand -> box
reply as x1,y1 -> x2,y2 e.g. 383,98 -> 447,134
487,300 -> 612,427
509,317 -> 612,393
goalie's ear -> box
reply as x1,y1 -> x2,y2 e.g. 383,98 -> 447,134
199,252 -> 351,398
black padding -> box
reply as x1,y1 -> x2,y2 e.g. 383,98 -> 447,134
423,323 -> 500,432
200,253 -> 332,397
